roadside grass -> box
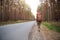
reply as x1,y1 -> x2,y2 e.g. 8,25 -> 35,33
43,22 -> 60,33
0,20 -> 29,26
48,21 -> 60,27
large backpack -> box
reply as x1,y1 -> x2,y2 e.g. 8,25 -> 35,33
36,12 -> 42,22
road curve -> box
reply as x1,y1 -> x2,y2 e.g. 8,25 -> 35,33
0,21 -> 35,40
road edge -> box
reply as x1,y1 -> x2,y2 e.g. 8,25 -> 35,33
28,23 -> 35,40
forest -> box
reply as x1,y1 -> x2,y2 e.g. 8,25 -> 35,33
0,0 -> 35,22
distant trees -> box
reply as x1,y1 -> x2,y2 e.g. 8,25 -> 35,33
38,0 -> 60,21
0,0 -> 35,22
0,0 -> 2,21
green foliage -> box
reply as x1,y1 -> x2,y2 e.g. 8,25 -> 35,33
43,22 -> 60,33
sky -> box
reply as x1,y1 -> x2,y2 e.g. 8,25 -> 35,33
25,0 -> 40,18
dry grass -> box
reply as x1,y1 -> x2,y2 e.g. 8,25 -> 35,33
48,21 -> 60,27
43,22 -> 60,33
0,20 -> 29,26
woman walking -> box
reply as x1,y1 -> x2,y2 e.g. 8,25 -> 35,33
36,11 -> 42,32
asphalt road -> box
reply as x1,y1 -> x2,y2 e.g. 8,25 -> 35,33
0,21 -> 35,40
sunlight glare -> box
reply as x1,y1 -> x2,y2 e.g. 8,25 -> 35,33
25,0 -> 40,18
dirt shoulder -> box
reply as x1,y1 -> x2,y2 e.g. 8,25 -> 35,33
41,24 -> 60,40
0,20 -> 32,26
28,23 -> 44,40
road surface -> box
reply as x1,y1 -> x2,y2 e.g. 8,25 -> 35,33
0,21 -> 35,40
